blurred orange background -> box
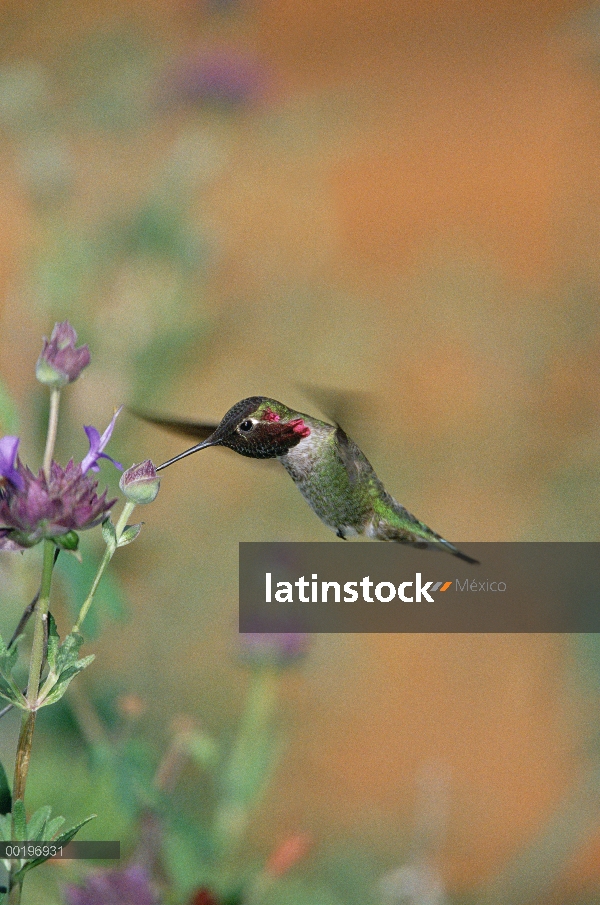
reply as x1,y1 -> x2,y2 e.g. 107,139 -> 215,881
1,1 -> 600,901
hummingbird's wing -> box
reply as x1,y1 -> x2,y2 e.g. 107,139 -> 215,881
297,384 -> 374,487
129,407 -> 281,469
333,424 -> 360,485
297,384 -> 373,433
129,410 -> 218,441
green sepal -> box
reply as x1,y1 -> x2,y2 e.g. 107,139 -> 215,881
117,523 -> 142,547
12,800 -> 26,842
0,760 -> 11,817
101,517 -> 117,548
35,358 -> 69,389
12,813 -> 96,880
54,531 -> 79,551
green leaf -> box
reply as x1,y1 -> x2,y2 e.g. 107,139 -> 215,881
101,517 -> 117,547
12,800 -> 26,842
55,631 -> 84,673
0,813 -> 11,841
45,614 -> 60,673
221,728 -> 280,810
0,770 -> 9,831
54,814 -> 97,848
163,820 -> 212,898
0,761 -> 10,818
38,623 -> 95,708
0,680 -> 26,709
0,633 -> 27,708
0,634 -> 19,677
39,654 -> 95,708
117,523 -> 142,547
13,813 -> 96,879
26,805 -> 52,842
45,816 -> 65,840
0,634 -> 26,707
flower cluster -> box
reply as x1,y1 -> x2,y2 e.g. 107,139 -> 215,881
0,457 -> 113,551
0,323 -> 124,552
0,415 -> 121,552
63,864 -> 159,905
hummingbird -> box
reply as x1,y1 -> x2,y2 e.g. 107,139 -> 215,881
139,396 -> 478,564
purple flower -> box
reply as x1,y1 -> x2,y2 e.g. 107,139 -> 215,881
0,459 -> 116,551
239,633 -> 309,667
36,321 -> 90,388
0,436 -> 25,491
81,407 -> 123,474
63,864 -> 159,905
167,48 -> 267,107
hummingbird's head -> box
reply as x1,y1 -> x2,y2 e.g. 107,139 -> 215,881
155,397 -> 311,471
214,397 -> 311,458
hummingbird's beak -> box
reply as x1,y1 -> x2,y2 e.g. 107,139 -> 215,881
155,434 -> 219,472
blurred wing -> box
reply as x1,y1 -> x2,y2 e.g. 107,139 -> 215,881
334,424 -> 360,485
297,386 -> 370,486
129,409 -> 218,442
129,408 -> 280,469
297,383 -> 373,432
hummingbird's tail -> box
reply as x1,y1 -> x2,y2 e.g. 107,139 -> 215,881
373,494 -> 479,564
396,534 -> 479,564
436,539 -> 479,565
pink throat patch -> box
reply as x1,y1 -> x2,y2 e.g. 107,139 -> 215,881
288,418 -> 311,438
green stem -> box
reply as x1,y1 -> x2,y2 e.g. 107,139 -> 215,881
7,865 -> 23,904
42,388 -> 60,481
9,539 -> 56,903
213,666 -> 280,865
25,541 -> 55,709
72,501 -> 136,634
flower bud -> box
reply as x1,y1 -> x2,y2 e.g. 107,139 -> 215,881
54,530 -> 80,551
119,460 -> 160,504
36,321 -> 90,388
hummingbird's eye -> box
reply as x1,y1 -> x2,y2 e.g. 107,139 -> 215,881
238,419 -> 254,433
